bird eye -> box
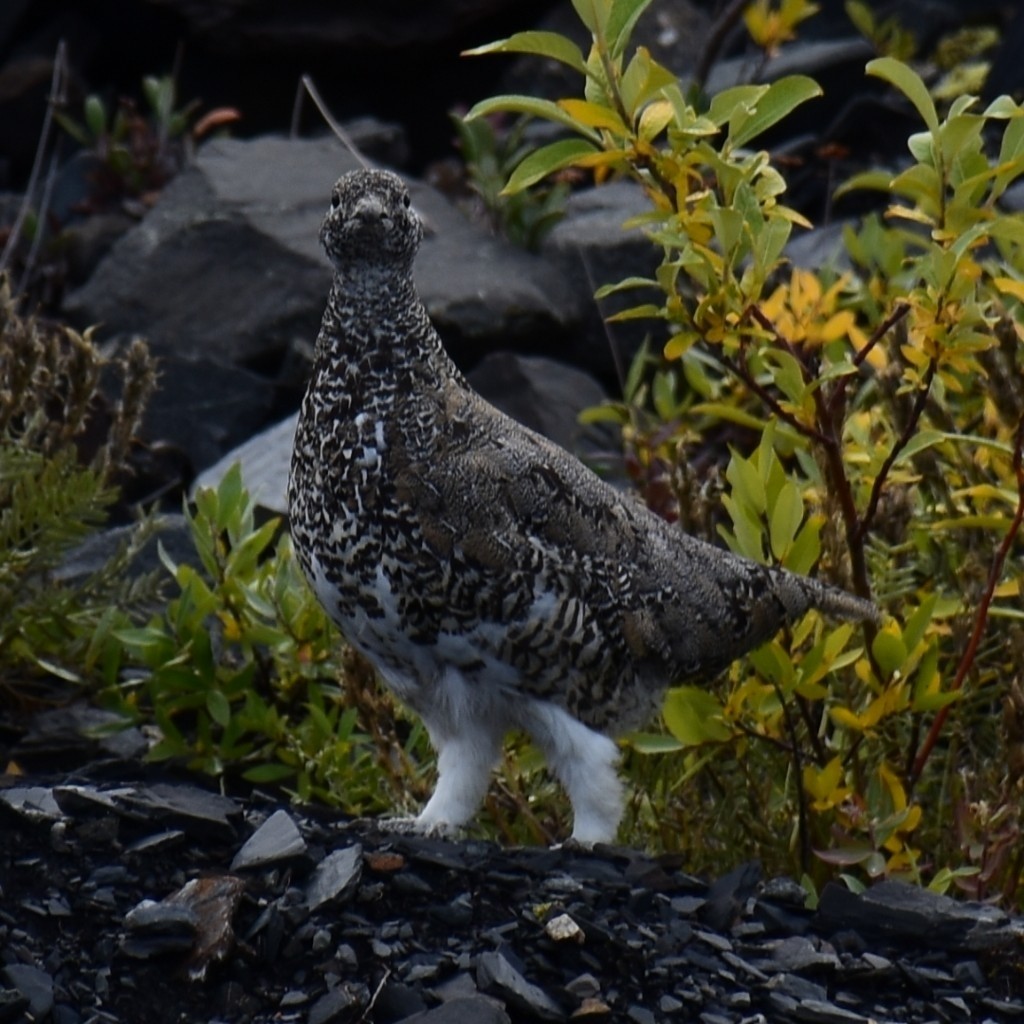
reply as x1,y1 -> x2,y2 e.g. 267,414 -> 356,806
331,193 -> 340,209
402,193 -> 411,209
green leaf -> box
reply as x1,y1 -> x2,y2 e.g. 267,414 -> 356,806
571,0 -> 603,34
769,479 -> 804,560
206,689 -> 231,727
785,517 -> 822,576
625,732 -> 685,755
730,76 -> 823,148
54,112 -> 89,146
662,686 -> 733,746
872,627 -> 907,677
243,763 -> 296,783
866,57 -> 938,134
607,0 -> 655,59
463,31 -> 587,75
464,95 -> 602,144
84,95 -> 107,140
503,137 -> 601,194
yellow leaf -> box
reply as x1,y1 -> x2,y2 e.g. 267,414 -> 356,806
558,98 -> 626,132
993,276 -> 1024,302
829,706 -> 864,731
878,761 -> 908,811
638,99 -> 674,141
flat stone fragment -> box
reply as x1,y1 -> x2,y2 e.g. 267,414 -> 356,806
817,880 -> 1024,951
124,782 -> 241,841
308,982 -> 370,1024
305,845 -> 363,909
0,786 -> 62,821
795,997 -> 875,1023
121,899 -> 199,958
1,964 -> 54,1018
403,995 -> 512,1024
231,809 -> 307,869
772,935 -> 840,971
477,950 -> 564,1021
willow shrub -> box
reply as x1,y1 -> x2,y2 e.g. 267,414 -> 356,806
465,0 -> 1024,904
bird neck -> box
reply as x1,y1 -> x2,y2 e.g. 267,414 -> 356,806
312,267 -> 454,397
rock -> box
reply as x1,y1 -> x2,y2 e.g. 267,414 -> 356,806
193,351 -> 611,516
0,785 -> 62,822
63,136 -> 357,367
0,964 -> 52,1018
122,898 -> 199,957
771,935 -> 840,972
52,514 -> 196,586
174,875 -> 246,980
66,133 -> 581,373
144,352 -> 280,476
192,414 -> 296,513
701,860 -> 762,931
10,704 -> 147,768
403,995 -> 511,1024
477,950 -> 564,1021
305,845 -> 363,909
544,912 -> 584,943
231,808 -> 307,869
786,222 -> 853,273
307,982 -> 370,1024
542,180 -> 662,379
467,351 -> 609,458
816,879 -> 1024,952
122,782 -> 241,841
65,134 -> 585,473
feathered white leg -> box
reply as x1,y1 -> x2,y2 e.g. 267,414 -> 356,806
519,700 -> 623,845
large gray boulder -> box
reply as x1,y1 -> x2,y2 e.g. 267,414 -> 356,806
65,134 -> 586,474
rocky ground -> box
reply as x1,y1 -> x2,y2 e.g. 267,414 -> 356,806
2,763 -> 1023,1024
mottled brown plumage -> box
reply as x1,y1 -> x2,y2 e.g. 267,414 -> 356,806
288,168 -> 879,844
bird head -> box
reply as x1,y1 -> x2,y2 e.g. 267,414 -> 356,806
320,168 -> 423,274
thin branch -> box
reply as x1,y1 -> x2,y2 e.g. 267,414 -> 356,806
910,414 -> 1024,787
721,349 -> 831,446
693,0 -> 750,94
292,75 -> 369,168
855,355 -> 939,545
15,147 -> 61,297
853,301 -> 911,370
0,40 -> 68,278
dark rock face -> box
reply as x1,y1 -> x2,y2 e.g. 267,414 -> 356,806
1,774 -> 1022,1023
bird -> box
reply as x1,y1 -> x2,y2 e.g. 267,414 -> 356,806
287,167 -> 880,846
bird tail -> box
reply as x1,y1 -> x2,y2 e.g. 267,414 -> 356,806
774,570 -> 882,626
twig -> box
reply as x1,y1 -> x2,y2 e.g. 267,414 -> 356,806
853,301 -> 910,370
15,147 -> 61,297
909,414 -> 1024,787
292,74 -> 369,168
719,349 -> 832,447
0,40 -> 68,279
693,0 -> 750,94
854,355 -> 938,545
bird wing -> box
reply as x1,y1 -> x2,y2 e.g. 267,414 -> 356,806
387,384 -> 808,686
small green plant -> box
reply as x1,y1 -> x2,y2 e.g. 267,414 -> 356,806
0,275 -> 158,703
744,0 -> 820,57
110,464 -> 434,811
55,74 -> 239,206
452,112 -> 570,250
845,0 -> 916,61
464,0 -> 1024,904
